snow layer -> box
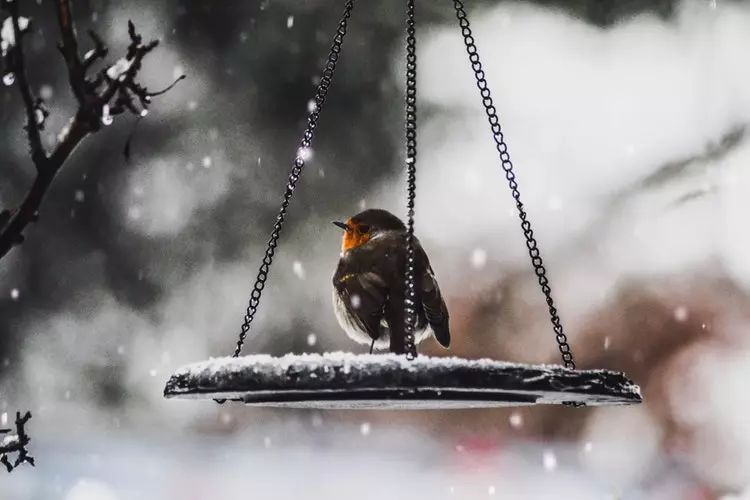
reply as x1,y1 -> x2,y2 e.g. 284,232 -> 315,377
164,352 -> 641,409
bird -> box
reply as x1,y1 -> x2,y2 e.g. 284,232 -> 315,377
331,208 -> 450,355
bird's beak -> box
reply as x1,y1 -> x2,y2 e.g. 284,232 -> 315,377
332,221 -> 350,231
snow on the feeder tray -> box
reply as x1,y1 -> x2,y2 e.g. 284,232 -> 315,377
173,353 -> 630,391
172,352 -> 540,378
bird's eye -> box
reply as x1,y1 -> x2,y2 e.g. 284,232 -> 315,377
359,225 -> 370,233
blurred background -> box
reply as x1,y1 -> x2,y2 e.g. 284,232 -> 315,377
1,0 -> 749,498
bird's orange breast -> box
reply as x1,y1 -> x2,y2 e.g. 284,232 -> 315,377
341,219 -> 370,252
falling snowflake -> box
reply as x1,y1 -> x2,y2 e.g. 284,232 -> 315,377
470,248 -> 487,269
128,206 -> 142,221
350,294 -> 361,309
359,422 -> 371,436
74,190 -> 85,202
488,485 -> 496,496
10,288 -> 19,300
543,450 -> 557,471
39,84 -> 53,100
673,306 -> 689,322
293,260 -> 306,280
286,16 -> 294,29
509,411 -> 523,429
306,333 -> 317,347
263,436 -> 271,448
201,156 -> 212,169
297,147 -> 313,162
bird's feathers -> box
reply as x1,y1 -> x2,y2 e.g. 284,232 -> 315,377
421,266 -> 450,348
333,226 -> 451,351
334,271 -> 388,342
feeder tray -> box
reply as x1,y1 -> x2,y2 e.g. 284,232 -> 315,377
164,353 -> 641,409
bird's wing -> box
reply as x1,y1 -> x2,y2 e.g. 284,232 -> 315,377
336,271 -> 389,341
421,264 -> 450,348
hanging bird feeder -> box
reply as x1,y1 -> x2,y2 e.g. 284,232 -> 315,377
164,0 -> 641,409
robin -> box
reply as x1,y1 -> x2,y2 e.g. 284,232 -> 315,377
332,209 -> 450,354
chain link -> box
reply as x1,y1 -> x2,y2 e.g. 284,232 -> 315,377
451,0 -> 576,370
403,0 -> 418,360
230,0 -> 356,359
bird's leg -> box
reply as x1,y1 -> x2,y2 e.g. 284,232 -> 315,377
386,304 -> 407,354
369,339 -> 375,354
389,332 -> 406,355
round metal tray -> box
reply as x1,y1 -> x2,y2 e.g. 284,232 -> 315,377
164,353 -> 642,409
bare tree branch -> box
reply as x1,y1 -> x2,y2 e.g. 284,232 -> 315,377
55,0 -> 86,104
0,0 -> 184,262
82,29 -> 107,70
5,0 -> 46,169
0,411 -> 34,473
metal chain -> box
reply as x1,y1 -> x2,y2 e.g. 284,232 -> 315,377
231,0 -> 355,358
403,0 -> 418,360
451,0 -> 576,370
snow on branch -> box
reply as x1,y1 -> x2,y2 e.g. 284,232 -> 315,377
0,411 -> 34,473
0,0 -> 184,262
